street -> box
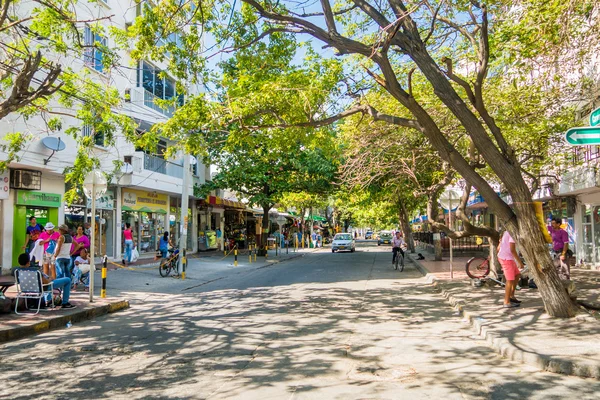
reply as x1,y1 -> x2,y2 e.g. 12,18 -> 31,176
2,242 -> 599,399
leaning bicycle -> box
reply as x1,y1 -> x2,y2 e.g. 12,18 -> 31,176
159,248 -> 180,277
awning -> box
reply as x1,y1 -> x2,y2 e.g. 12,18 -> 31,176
202,195 -> 245,209
309,215 -> 327,222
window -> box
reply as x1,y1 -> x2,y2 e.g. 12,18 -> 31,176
84,26 -> 107,73
82,125 -> 105,147
138,61 -> 181,102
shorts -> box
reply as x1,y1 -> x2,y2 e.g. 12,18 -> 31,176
43,252 -> 53,264
499,258 -> 520,281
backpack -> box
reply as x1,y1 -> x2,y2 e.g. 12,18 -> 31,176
46,239 -> 57,254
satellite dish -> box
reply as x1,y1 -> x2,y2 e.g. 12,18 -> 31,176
41,137 -> 66,165
189,155 -> 198,165
41,137 -> 66,151
438,189 -> 461,211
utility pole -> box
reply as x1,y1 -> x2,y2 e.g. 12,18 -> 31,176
179,155 -> 191,274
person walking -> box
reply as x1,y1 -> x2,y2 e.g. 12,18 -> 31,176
122,222 -> 135,265
549,218 -> 571,280
497,230 -> 524,308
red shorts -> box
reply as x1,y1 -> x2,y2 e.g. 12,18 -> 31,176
499,258 -> 520,281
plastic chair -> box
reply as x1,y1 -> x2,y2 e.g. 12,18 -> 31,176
14,268 -> 55,314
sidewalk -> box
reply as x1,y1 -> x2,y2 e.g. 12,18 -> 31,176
409,252 -> 600,379
0,290 -> 129,343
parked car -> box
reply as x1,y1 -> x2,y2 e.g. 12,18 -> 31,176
365,231 -> 373,239
378,231 -> 393,246
331,233 -> 356,253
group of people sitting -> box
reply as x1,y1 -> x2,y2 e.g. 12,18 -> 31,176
16,217 -> 95,309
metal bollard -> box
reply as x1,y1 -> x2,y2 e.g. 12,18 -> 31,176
182,249 -> 186,280
101,255 -> 107,298
234,247 -> 238,267
265,246 -> 268,260
254,245 -> 257,262
276,239 -> 278,256
249,245 -> 252,263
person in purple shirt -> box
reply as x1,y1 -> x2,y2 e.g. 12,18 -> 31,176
549,217 -> 571,280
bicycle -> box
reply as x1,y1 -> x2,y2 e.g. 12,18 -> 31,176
392,247 -> 405,272
466,256 -> 529,287
159,248 -> 180,277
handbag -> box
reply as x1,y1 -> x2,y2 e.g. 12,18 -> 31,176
131,246 -> 140,263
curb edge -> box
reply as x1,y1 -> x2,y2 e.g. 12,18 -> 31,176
0,299 -> 130,344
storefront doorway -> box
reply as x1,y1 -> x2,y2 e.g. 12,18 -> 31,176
581,205 -> 600,266
122,188 -> 168,257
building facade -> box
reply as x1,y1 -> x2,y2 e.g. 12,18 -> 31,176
0,1 -> 222,272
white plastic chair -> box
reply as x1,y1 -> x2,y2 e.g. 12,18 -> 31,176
14,268 -> 55,314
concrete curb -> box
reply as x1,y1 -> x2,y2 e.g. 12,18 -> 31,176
0,299 -> 130,344
407,254 -> 600,379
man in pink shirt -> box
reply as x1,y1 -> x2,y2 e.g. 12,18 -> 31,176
549,218 -> 571,280
38,222 -> 60,279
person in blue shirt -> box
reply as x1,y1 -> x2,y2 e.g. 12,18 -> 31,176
23,216 -> 44,254
158,232 -> 173,258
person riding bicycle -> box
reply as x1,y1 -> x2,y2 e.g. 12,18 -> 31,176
391,231 -> 406,264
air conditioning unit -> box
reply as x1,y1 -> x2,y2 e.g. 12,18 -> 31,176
10,169 -> 42,190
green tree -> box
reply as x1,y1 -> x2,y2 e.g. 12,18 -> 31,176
0,0 -> 135,193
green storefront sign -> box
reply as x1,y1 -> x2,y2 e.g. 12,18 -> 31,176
16,190 -> 62,207
590,107 -> 600,127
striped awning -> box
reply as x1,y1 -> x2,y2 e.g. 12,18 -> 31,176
204,195 -> 245,209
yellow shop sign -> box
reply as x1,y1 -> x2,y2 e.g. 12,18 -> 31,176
122,189 -> 168,214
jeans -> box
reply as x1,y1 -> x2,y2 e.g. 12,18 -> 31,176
124,240 -> 133,263
160,248 -> 167,258
392,247 -> 404,262
52,277 -> 72,304
55,258 -> 71,279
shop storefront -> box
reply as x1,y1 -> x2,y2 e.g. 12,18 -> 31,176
122,188 -> 168,256
12,190 -> 61,266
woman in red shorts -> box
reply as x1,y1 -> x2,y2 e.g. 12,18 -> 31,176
497,230 -> 525,308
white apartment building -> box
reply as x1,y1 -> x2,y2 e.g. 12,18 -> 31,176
0,1 -> 238,272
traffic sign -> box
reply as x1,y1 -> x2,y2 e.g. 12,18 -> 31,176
565,127 -> 600,146
591,107 -> 600,127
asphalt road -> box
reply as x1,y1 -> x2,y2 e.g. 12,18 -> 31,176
1,242 -> 599,399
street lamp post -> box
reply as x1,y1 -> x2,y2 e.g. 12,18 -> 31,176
83,170 -> 107,303
439,188 -> 460,280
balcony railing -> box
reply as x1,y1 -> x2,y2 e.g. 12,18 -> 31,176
143,89 -> 176,117
143,153 -> 183,178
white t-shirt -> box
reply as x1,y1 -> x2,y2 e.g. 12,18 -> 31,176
498,231 -> 516,261
75,256 -> 90,274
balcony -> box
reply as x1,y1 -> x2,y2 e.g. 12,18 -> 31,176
143,153 -> 183,179
129,87 -> 175,118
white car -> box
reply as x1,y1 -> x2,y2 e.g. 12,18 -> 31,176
331,233 -> 356,253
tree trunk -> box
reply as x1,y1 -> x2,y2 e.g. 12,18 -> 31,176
507,196 -> 579,317
260,204 -> 271,254
488,237 -> 501,279
398,199 -> 415,253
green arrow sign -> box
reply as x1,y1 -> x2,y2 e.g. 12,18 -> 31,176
590,107 -> 600,127
565,127 -> 600,145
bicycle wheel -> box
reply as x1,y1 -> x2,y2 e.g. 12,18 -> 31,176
466,257 -> 489,279
394,254 -> 399,270
159,259 -> 172,277
399,254 -> 404,272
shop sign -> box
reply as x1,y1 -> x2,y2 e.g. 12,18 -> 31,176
0,170 -> 8,200
86,190 -> 114,210
122,188 -> 168,213
17,190 -> 61,207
